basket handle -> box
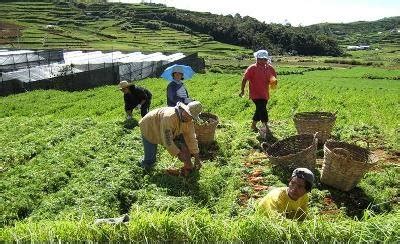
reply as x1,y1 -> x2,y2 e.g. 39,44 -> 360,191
332,148 -> 352,161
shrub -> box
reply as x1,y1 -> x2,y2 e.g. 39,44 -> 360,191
144,21 -> 162,30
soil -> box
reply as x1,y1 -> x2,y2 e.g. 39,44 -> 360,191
238,150 -> 270,206
0,22 -> 22,44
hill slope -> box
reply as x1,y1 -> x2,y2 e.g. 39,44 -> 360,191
306,16 -> 400,47
0,1 -> 249,58
0,1 -> 341,56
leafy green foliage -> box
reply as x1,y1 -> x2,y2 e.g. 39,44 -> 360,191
0,65 -> 399,241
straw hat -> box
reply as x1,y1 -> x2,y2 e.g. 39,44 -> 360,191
118,80 -> 131,90
178,101 -> 202,121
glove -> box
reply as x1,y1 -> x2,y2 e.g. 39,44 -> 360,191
136,104 -> 142,109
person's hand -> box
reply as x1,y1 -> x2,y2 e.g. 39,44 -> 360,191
269,76 -> 277,90
136,104 -> 142,109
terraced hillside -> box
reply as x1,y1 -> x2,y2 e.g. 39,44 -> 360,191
0,2 -> 249,58
307,17 -> 400,46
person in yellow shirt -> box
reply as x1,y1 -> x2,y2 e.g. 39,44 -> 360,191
139,101 -> 202,176
257,168 -> 314,220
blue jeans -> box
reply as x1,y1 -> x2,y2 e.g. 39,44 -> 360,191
141,135 -> 157,169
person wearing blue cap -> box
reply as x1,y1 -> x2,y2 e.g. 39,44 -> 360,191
165,65 -> 194,106
257,168 -> 314,220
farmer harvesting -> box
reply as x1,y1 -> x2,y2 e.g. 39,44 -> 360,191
239,50 -> 277,132
257,168 -> 314,220
118,80 -> 152,119
138,101 -> 203,176
162,64 -> 195,106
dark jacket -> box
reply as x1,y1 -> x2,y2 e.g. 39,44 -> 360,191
124,85 -> 152,111
166,81 -> 193,106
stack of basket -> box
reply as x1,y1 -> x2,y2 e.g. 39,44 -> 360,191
320,140 -> 377,191
194,112 -> 219,144
293,112 -> 336,145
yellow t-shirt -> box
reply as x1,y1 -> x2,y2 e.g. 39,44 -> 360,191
257,187 -> 308,220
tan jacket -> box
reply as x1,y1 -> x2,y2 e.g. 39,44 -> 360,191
139,107 -> 199,156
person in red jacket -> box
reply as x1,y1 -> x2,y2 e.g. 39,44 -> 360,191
240,50 -> 277,133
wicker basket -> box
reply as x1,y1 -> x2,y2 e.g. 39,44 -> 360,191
293,112 -> 336,144
320,140 -> 376,191
265,134 -> 317,170
194,112 -> 219,144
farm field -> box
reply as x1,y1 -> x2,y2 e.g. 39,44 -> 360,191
0,2 -> 249,59
1,65 -> 399,242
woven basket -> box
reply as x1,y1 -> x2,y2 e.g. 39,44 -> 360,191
320,140 -> 376,191
293,112 -> 336,144
265,134 -> 317,170
194,112 -> 219,144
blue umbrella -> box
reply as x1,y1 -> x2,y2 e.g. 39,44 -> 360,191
161,64 -> 195,82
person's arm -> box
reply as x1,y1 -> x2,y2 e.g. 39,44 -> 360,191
167,84 -> 177,106
124,95 -> 133,118
239,77 -> 247,97
136,87 -> 150,105
182,123 -> 200,155
240,66 -> 252,97
182,123 -> 201,170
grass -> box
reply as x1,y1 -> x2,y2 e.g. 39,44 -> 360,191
1,65 -> 399,241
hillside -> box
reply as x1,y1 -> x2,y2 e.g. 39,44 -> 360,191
307,16 -> 400,47
0,1 -> 341,56
0,1 -> 249,58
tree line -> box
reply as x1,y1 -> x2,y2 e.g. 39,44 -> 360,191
77,2 -> 343,56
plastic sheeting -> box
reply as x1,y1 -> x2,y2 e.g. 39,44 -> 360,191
1,50 -> 186,83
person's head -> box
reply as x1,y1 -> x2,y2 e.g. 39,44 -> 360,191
118,80 -> 133,94
171,66 -> 184,81
177,101 -> 202,123
287,168 -> 314,201
254,49 -> 270,65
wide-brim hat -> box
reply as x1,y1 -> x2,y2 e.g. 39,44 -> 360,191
178,101 -> 202,121
118,80 -> 131,90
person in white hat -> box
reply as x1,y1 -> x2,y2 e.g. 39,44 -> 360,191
239,50 -> 277,133
118,80 -> 152,119
256,168 -> 314,220
138,101 -> 203,176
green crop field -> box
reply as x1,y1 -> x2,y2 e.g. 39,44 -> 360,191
1,66 -> 399,242
0,2 -> 250,58
1,1 -> 399,242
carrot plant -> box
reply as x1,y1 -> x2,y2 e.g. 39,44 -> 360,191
1,66 -> 399,241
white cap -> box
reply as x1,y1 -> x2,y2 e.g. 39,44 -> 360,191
254,50 -> 269,59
